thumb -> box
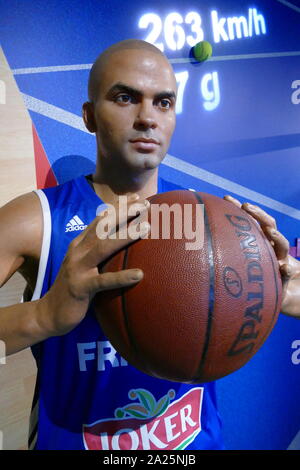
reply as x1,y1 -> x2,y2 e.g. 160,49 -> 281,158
280,263 -> 292,281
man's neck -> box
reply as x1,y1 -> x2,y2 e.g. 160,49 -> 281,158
91,167 -> 159,205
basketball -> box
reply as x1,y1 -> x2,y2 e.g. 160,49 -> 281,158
93,190 -> 282,383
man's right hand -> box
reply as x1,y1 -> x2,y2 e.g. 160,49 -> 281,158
37,194 -> 150,337
0,192 -> 150,355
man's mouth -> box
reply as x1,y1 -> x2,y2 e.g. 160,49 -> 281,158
129,137 -> 160,152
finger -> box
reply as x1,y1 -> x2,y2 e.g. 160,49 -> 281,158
91,195 -> 142,235
223,195 -> 242,208
83,220 -> 151,267
96,207 -> 150,242
279,263 -> 292,280
81,194 -> 150,244
112,198 -> 151,237
264,226 -> 290,261
241,203 -> 277,231
89,269 -> 144,295
224,196 -> 264,232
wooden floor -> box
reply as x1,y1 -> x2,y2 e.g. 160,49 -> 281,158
0,46 -> 38,451
0,273 -> 37,450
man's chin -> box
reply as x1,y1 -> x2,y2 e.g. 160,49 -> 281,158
131,152 -> 164,171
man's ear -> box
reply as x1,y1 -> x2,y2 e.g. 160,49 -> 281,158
82,101 -> 97,133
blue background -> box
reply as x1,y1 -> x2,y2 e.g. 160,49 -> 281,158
1,0 -> 300,450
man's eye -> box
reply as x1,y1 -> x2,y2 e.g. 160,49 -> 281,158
159,99 -> 171,109
115,94 -> 134,104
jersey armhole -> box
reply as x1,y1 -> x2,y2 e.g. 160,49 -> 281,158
31,190 -> 52,301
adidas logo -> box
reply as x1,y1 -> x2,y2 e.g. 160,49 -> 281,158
65,215 -> 87,233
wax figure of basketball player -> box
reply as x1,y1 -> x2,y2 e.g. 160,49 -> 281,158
0,40 -> 299,450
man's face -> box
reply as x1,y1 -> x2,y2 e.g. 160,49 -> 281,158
90,49 -> 177,172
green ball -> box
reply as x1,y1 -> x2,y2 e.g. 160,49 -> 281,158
193,41 -> 212,62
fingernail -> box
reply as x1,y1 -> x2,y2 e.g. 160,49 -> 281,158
100,209 -> 109,218
131,269 -> 143,281
128,193 -> 139,202
140,222 -> 150,236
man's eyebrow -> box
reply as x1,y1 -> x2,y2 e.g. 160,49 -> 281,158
154,91 -> 176,101
107,82 -> 176,101
106,82 -> 143,98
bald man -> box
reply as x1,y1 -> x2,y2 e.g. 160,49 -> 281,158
0,39 -> 299,450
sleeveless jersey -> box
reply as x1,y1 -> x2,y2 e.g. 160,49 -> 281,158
29,175 -> 224,450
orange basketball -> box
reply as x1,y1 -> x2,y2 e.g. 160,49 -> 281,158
93,190 -> 282,383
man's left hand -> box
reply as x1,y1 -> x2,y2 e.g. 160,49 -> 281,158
224,195 -> 300,319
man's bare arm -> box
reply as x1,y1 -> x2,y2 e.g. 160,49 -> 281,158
0,192 -> 150,356
0,192 -> 45,355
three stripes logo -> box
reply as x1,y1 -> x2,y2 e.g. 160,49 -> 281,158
65,215 -> 87,233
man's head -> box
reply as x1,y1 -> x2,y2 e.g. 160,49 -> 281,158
82,39 -> 177,174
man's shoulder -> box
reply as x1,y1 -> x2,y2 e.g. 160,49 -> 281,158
0,191 -> 43,261
40,175 -> 88,206
0,191 -> 42,220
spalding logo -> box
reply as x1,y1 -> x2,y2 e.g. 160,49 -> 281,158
223,266 -> 243,298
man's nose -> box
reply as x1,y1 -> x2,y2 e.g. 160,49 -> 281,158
134,101 -> 157,130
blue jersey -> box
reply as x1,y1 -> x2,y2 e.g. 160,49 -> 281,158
29,175 -> 224,450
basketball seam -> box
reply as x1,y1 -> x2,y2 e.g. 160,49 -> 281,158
121,247 -> 151,375
193,193 -> 215,380
256,230 -> 281,347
